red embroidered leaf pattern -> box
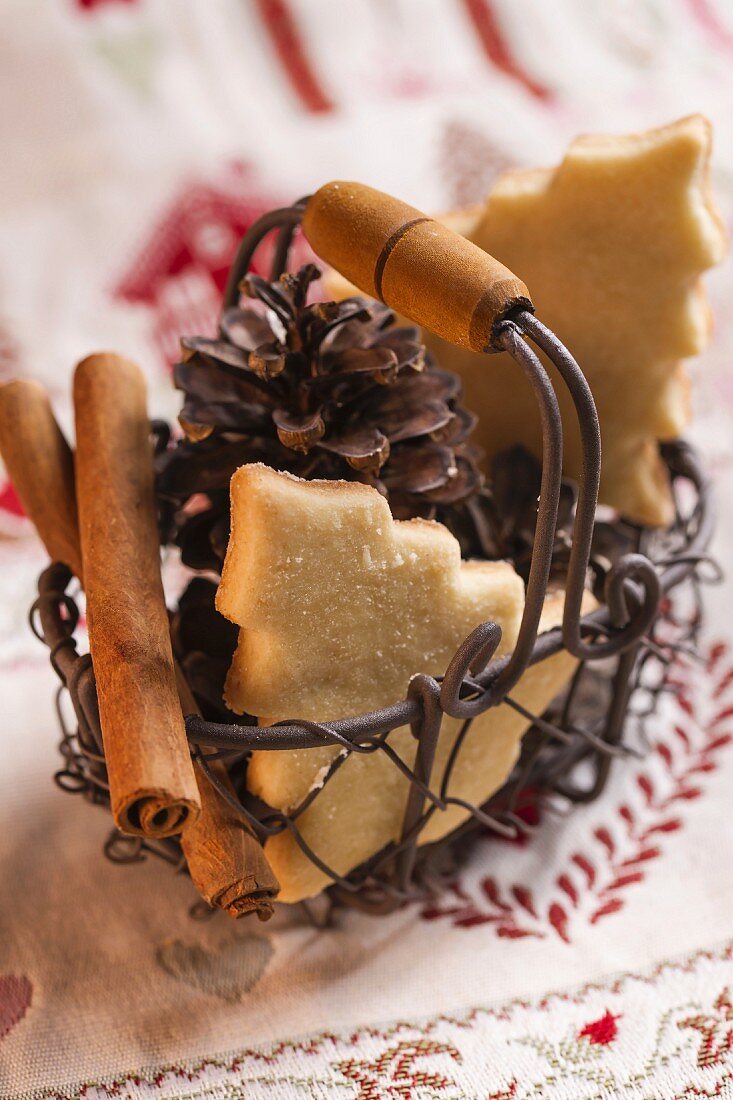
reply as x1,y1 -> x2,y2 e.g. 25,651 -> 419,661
642,819 -> 682,837
595,826 -> 617,854
557,874 -> 579,906
482,878 -> 512,912
678,987 -> 733,1068
420,641 -> 733,942
511,886 -> 537,917
548,903 -> 570,942
589,898 -> 625,924
335,1039 -> 462,1099
572,853 -> 596,887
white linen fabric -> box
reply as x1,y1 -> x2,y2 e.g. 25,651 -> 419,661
1,1 -> 732,1096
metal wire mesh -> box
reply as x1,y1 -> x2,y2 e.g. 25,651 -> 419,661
31,439 -> 715,914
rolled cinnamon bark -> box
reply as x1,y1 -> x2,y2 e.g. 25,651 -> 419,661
0,380 -> 83,579
74,352 -> 200,837
1,374 -> 277,909
177,672 -> 279,919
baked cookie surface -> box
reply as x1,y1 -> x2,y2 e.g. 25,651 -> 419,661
216,464 -> 589,902
428,115 -> 726,526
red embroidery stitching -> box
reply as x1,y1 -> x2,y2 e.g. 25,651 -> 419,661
680,988 -> 733,1068
577,1010 -> 620,1046
686,0 -> 733,52
113,166 -> 314,368
458,0 -> 553,101
335,1040 -> 461,1099
421,641 -> 733,940
73,0 -> 138,9
253,0 -> 334,113
0,481 -> 24,519
487,1083 -> 518,1100
31,942 -> 733,1099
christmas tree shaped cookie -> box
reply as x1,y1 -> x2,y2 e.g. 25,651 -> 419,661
426,115 -> 726,526
216,464 -> 586,902
217,464 -> 524,723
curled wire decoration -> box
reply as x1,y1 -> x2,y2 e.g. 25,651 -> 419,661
32,206 -> 720,914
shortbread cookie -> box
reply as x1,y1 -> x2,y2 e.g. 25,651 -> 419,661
420,585 -> 596,846
323,118 -> 725,526
258,586 -> 593,902
215,464 -> 586,903
428,115 -> 726,526
217,464 -> 524,723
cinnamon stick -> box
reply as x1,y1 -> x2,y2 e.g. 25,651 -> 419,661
177,671 -> 279,919
0,374 -> 279,912
0,380 -> 83,579
73,352 -> 200,837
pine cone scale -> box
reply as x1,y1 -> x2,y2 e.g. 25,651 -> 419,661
219,307 -> 274,350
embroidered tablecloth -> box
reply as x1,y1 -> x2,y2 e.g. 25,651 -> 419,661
2,2 -> 733,1096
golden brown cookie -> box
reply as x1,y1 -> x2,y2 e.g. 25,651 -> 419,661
259,586 -> 593,903
215,464 -> 588,902
430,115 -> 726,526
322,118 -> 725,526
216,464 -> 524,723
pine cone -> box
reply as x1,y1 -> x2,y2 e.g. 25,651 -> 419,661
478,447 -> 636,597
156,263 -> 491,572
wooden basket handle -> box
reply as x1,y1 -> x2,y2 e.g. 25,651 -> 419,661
302,181 -> 533,352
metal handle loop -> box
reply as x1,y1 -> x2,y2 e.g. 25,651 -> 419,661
517,311 -> 662,659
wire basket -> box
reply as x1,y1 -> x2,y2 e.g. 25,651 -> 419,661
30,206 -> 718,917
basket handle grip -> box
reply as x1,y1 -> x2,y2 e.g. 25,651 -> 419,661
302,181 -> 533,352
